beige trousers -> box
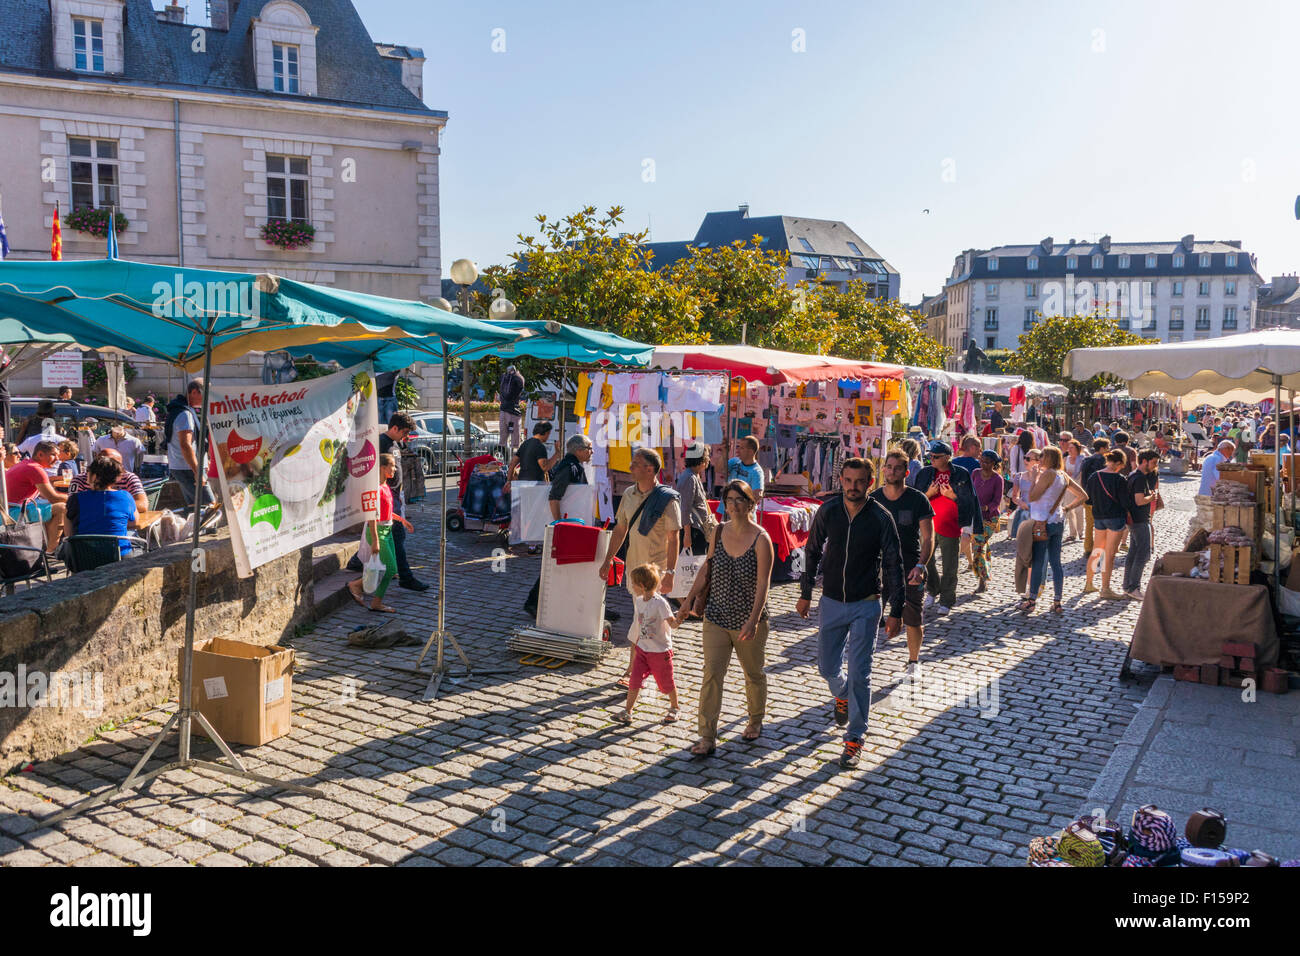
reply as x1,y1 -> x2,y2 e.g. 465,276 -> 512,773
698,619 -> 768,740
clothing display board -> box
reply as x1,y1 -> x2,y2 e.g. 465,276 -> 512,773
573,368 -> 730,518
509,480 -> 596,544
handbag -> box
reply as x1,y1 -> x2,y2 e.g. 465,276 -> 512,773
0,500 -> 47,579
1031,476 -> 1070,542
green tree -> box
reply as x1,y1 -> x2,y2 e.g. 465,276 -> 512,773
1007,314 -> 1147,402
478,205 -> 701,346
665,238 -> 795,345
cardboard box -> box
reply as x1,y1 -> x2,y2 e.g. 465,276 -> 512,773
181,638 -> 294,746
1154,551 -> 1201,577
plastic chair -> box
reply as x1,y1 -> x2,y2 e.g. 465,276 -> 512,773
0,542 -> 54,594
63,534 -> 149,574
142,479 -> 168,510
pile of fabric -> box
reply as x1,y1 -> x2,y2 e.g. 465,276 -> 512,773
1207,526 -> 1254,547
764,497 -> 819,532
1026,806 -> 1298,867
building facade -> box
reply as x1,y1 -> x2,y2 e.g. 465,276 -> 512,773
944,235 -> 1262,356
1256,275 -> 1300,330
0,0 -> 445,401
643,205 -> 901,300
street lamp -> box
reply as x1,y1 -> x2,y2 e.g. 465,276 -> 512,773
446,258 -> 517,458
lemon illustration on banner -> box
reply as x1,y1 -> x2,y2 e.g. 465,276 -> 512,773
250,494 -> 283,531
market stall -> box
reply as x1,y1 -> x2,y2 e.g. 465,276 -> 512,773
1065,332 -> 1300,683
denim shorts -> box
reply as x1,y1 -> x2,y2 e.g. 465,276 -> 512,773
1094,516 -> 1127,532
9,499 -> 52,523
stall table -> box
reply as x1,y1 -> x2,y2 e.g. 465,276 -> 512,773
1127,576 -> 1278,671
707,499 -> 813,581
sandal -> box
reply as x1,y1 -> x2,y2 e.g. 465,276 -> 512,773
370,603 -> 396,614
615,676 -> 631,689
1051,602 -> 1064,614
614,710 -> 632,724
689,738 -> 716,757
348,582 -> 367,607
1017,598 -> 1036,613
742,720 -> 762,741
663,708 -> 680,724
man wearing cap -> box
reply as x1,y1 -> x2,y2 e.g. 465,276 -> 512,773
675,441 -> 716,554
498,364 -> 526,452
913,440 -> 983,615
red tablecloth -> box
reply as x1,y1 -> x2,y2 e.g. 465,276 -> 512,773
708,500 -> 810,561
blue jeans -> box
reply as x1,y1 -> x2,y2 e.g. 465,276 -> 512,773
391,513 -> 414,582
1010,508 -> 1030,538
169,468 -> 212,511
816,595 -> 881,744
1029,521 -> 1064,601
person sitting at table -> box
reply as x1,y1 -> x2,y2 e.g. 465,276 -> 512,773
2,442 -> 19,470
54,439 -> 81,480
68,448 -> 149,512
93,424 -> 145,473
4,439 -> 68,548
63,455 -> 140,556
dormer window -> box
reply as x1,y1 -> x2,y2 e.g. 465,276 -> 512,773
1146,254 -> 1157,268
988,256 -> 998,271
252,1 -> 319,96
1173,253 -> 1185,268
1027,256 -> 1038,271
73,17 -> 104,72
1092,254 -> 1103,268
1118,255 -> 1130,268
273,43 -> 300,94
51,1 -> 125,75
1199,253 -> 1211,268
1226,253 -> 1237,268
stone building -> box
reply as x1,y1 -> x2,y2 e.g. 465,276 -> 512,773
0,0 -> 445,405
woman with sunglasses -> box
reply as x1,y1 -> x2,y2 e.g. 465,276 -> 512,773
681,479 -> 773,757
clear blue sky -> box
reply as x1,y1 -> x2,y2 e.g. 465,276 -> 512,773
199,1 -> 1300,302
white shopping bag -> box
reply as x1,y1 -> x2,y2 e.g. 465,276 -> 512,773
362,552 -> 386,594
511,482 -> 595,544
669,549 -> 707,599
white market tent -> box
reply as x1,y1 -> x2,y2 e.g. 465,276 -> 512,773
1064,329 -> 1300,589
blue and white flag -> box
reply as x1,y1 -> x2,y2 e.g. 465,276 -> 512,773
0,209 -> 9,259
106,208 -> 119,259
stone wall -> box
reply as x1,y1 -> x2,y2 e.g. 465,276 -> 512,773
0,533 -> 349,773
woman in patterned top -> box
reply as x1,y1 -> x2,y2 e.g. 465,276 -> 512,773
681,479 -> 773,757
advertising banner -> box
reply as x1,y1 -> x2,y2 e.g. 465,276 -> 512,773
207,362 -> 380,578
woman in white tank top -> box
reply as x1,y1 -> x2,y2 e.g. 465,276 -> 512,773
1021,445 -> 1088,614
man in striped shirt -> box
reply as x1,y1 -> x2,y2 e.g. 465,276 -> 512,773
69,448 -> 148,512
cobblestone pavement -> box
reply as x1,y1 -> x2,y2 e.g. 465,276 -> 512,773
1,474 -> 1203,867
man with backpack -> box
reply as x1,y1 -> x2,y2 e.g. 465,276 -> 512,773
166,380 -> 212,513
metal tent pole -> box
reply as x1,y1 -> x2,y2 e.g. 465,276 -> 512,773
1290,390 -> 1296,521
45,329 -> 323,827
412,344 -> 510,701
1276,375 -> 1283,595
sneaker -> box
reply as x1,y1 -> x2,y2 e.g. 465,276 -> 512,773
839,740 -> 863,769
905,660 -> 922,682
398,577 -> 430,592
935,605 -> 951,616
1124,589 -> 1144,601
833,697 -> 849,726
923,593 -> 935,611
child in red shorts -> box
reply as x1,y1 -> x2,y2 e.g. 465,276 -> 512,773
615,563 -> 680,724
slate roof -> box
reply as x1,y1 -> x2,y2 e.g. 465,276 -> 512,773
0,0 -> 442,117
691,209 -> 897,273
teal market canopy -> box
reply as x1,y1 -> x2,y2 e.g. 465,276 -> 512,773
0,258 -> 523,366
286,319 -> 654,371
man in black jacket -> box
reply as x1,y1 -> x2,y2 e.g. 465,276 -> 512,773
498,365 -> 526,452
796,458 -> 905,770
913,441 -> 983,615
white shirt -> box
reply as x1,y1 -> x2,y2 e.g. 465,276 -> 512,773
628,593 -> 674,654
1029,471 -> 1066,523
1199,450 -> 1227,497
135,405 -> 156,424
93,433 -> 145,472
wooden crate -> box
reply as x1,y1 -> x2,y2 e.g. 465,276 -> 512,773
1209,544 -> 1253,584
1211,503 -> 1258,542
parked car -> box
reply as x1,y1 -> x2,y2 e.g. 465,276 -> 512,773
406,411 -> 504,475
9,398 -> 140,439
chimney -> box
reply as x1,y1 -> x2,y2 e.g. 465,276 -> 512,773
738,203 -> 749,218
162,2 -> 185,23
209,0 -> 231,31
1099,234 -> 1111,253
1182,233 -> 1195,251
1040,236 -> 1053,255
